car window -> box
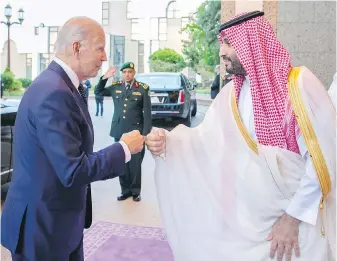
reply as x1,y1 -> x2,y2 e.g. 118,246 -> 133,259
180,76 -> 186,88
184,76 -> 192,89
181,75 -> 192,90
136,75 -> 180,86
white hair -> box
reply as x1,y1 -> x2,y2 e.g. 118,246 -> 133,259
54,16 -> 102,55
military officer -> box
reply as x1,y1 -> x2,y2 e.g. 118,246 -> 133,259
94,62 -> 152,202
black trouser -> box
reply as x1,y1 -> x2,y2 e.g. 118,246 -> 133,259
95,98 -> 103,116
115,137 -> 145,195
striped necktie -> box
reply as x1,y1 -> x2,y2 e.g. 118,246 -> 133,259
78,83 -> 88,107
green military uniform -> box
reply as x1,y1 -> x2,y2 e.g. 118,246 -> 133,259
94,62 -> 152,198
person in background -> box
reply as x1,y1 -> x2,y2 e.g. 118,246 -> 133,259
95,62 -> 152,202
95,88 -> 104,116
210,64 -> 220,99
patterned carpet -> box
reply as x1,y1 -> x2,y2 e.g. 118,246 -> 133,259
1,222 -> 174,261
84,222 -> 174,261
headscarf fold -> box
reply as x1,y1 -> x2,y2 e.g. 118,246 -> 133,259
217,13 -> 300,153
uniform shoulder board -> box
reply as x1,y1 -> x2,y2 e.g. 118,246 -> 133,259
138,82 -> 149,90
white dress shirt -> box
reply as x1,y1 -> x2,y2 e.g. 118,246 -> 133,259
53,58 -> 131,163
238,77 -> 321,225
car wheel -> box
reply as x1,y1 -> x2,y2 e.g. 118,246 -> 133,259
181,107 -> 192,127
191,100 -> 197,117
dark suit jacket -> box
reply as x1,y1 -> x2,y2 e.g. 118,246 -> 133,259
210,73 -> 220,99
95,77 -> 152,139
1,61 -> 126,260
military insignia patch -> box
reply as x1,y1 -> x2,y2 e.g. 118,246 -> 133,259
130,63 -> 134,68
116,90 -> 122,93
132,92 -> 142,96
111,81 -> 121,86
138,82 -> 149,90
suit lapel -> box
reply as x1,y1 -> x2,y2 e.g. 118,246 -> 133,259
48,61 -> 94,135
73,91 -> 94,134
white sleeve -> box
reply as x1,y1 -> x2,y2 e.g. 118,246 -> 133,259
328,72 -> 337,109
285,135 -> 322,225
119,141 -> 131,163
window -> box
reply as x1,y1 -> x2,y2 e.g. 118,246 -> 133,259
49,26 -> 59,54
34,26 -> 39,35
136,74 -> 180,86
166,0 -> 180,18
126,0 -> 134,19
110,35 -> 125,67
40,53 -> 50,72
131,19 -> 143,40
138,41 -> 144,73
182,75 -> 191,89
159,18 -> 167,41
150,18 -> 159,40
150,40 -> 159,55
102,2 -> 109,26
26,53 -> 32,79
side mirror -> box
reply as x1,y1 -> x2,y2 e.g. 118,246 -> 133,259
192,83 -> 197,89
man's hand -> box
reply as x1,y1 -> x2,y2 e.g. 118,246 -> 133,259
145,128 -> 166,156
120,130 -> 145,154
103,66 -> 117,80
267,213 -> 301,261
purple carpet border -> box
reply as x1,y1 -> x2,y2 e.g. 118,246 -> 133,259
83,221 -> 168,260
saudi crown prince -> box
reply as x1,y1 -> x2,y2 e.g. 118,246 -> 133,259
146,11 -> 336,261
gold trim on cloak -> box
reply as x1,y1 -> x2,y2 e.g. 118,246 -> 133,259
231,67 -> 331,236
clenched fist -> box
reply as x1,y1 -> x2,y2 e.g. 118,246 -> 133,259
120,130 -> 145,154
146,128 -> 166,156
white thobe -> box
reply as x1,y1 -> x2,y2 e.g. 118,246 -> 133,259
328,72 -> 337,109
238,77 -> 321,225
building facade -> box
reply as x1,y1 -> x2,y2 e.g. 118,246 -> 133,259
220,0 -> 336,88
0,0 -> 194,85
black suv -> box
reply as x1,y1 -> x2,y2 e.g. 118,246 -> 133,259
135,72 -> 197,127
1,99 -> 19,185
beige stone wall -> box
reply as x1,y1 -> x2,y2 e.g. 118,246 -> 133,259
276,1 -> 336,87
1,40 -> 27,78
159,18 -> 186,54
220,0 -> 336,87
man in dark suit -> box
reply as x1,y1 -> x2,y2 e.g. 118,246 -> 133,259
84,79 -> 92,103
210,65 -> 220,99
95,91 -> 104,116
94,62 -> 152,202
1,17 -> 144,261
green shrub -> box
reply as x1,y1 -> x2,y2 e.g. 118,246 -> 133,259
18,78 -> 32,88
1,68 -> 15,91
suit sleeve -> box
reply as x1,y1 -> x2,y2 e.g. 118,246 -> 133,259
35,88 -> 125,187
94,76 -> 113,96
142,87 -> 152,135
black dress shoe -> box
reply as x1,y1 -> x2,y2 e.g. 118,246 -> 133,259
117,193 -> 132,201
133,195 -> 141,202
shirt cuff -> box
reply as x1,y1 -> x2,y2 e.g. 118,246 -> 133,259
285,164 -> 322,225
119,141 -> 131,163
